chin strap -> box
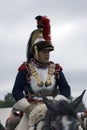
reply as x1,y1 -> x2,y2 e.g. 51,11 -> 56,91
34,45 -> 39,61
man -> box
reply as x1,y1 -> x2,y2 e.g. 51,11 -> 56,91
7,15 -> 71,130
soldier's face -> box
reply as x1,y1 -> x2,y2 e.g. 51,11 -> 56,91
38,49 -> 50,63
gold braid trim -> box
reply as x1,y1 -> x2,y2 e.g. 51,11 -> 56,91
45,63 -> 54,87
29,63 -> 43,87
29,62 -> 54,87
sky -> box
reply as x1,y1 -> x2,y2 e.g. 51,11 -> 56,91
0,0 -> 87,108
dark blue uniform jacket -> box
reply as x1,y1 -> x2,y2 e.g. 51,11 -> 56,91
12,63 -> 71,101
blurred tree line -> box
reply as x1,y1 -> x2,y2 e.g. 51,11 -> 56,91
0,93 -> 86,112
0,93 -> 16,108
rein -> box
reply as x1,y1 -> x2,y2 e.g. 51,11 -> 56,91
33,119 -> 45,130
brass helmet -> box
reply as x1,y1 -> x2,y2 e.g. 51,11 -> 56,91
27,15 -> 54,61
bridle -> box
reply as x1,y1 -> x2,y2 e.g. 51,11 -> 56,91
33,113 -> 53,130
33,119 -> 45,130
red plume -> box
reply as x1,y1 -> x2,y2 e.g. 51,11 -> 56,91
35,16 -> 51,43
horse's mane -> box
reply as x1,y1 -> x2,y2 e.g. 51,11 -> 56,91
50,100 -> 77,118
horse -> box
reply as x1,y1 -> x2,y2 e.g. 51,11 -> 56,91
28,90 -> 86,130
0,90 -> 86,130
40,90 -> 86,130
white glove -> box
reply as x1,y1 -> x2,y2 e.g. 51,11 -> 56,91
13,98 -> 30,111
13,98 -> 33,116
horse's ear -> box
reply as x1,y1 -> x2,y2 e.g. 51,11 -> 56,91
40,91 -> 54,110
70,90 -> 86,109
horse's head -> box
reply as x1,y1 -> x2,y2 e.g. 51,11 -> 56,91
40,90 -> 86,130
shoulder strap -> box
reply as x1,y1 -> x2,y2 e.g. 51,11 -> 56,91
18,62 -> 29,71
18,62 -> 30,81
55,63 -> 62,79
53,64 -> 63,97
18,62 -> 34,95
